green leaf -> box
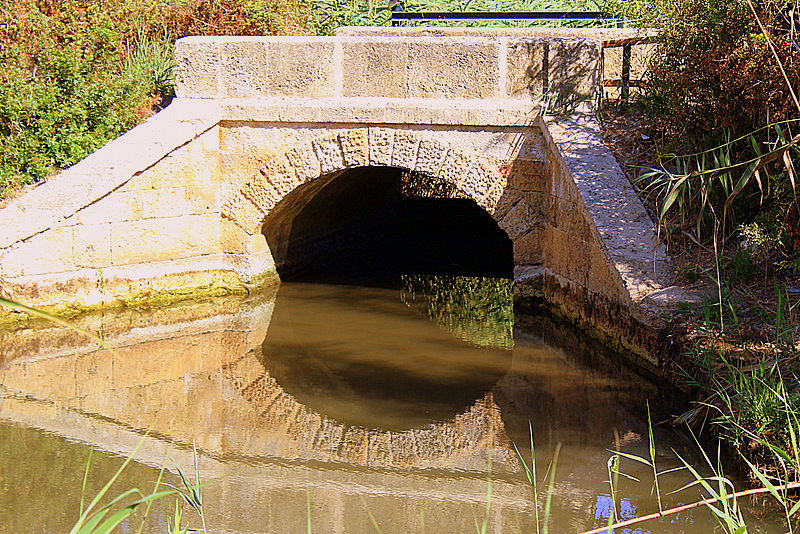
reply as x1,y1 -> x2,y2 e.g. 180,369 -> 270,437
75,510 -> 109,534
612,450 -> 653,467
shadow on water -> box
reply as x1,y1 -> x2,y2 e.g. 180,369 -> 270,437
260,282 -> 514,431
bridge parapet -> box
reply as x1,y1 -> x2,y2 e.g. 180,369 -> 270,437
175,32 -> 599,110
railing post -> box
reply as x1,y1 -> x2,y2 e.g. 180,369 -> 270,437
621,42 -> 631,106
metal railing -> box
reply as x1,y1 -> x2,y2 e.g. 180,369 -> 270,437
389,10 -> 619,24
386,2 -> 655,105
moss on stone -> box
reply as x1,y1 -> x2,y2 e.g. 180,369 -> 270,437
0,269 -> 279,325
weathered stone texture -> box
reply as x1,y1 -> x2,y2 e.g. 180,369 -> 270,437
242,178 -> 283,215
339,129 -> 369,167
368,128 -> 394,166
407,40 -> 500,99
266,40 -> 335,97
414,139 -> 449,176
504,159 -> 547,192
0,227 -> 75,278
506,38 -> 546,99
222,190 -> 264,235
549,39 -> 600,100
175,40 -> 221,98
391,131 -> 420,170
74,224 -> 112,268
312,135 -> 346,176
284,145 -> 321,183
221,40 -> 269,98
342,40 -> 409,98
110,215 -> 220,266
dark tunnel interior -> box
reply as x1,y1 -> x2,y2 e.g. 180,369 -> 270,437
261,166 -> 514,287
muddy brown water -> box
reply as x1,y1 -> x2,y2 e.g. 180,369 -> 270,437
0,279 -> 787,533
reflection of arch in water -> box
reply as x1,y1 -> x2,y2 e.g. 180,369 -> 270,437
225,358 -> 516,471
257,283 -> 515,431
0,284 -> 717,534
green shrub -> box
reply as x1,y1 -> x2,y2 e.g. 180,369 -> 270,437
0,0 -> 309,199
726,247 -> 756,285
613,0 -> 799,140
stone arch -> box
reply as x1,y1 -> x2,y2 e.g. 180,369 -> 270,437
221,127 -> 507,236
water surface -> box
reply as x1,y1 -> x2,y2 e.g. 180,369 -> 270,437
0,280 -> 786,533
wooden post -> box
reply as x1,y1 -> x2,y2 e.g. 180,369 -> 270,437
621,43 -> 631,105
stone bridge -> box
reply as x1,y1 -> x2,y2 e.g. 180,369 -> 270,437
0,27 -> 671,360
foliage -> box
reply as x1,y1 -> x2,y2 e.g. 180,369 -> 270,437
401,170 -> 468,199
0,0 -> 309,199
726,248 -> 757,285
611,0 -> 799,140
639,120 -> 800,242
610,0 -> 800,247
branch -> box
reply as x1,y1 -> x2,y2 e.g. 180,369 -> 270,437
577,481 -> 800,534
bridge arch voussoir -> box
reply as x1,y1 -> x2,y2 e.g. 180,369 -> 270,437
221,127 -> 506,235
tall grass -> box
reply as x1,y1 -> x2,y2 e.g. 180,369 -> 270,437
513,426 -> 561,534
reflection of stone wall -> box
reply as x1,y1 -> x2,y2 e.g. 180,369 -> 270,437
0,289 -> 517,473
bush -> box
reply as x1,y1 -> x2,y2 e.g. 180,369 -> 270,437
614,0 -> 799,141
0,0 -> 309,199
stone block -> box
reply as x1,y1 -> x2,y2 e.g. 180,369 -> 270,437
221,40 -> 269,98
260,155 -> 301,196
312,135 -> 346,176
339,129 -> 369,167
266,40 -> 335,97
222,190 -> 266,234
284,144 -> 321,184
110,215 -> 220,265
0,226 -> 75,277
498,196 -> 544,240
242,177 -> 282,216
414,138 -> 448,176
549,39 -> 600,102
437,152 -> 493,202
408,39 -> 499,99
503,159 -> 546,192
175,39 -> 221,99
544,225 -> 591,288
74,223 -> 112,268
342,40 -> 409,98
512,229 -> 544,265
586,244 -> 622,297
486,183 -> 520,221
391,130 -> 419,170
506,38 -> 546,100
368,128 -> 394,166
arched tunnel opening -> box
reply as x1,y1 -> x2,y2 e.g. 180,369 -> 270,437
262,166 -> 514,286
